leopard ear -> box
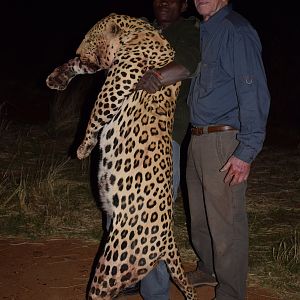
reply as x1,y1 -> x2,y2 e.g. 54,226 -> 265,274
111,24 -> 121,35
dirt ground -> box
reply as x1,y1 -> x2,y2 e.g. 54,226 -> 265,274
0,237 -> 280,300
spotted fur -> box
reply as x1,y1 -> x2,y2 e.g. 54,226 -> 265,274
47,13 -> 196,300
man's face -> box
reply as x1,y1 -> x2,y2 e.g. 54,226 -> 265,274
153,0 -> 186,26
193,0 -> 228,21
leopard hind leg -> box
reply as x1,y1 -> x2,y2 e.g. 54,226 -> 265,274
165,244 -> 197,300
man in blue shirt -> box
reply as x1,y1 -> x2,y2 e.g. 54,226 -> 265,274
186,0 -> 270,299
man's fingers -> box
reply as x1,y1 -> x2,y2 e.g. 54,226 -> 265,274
223,168 -> 248,185
220,162 -> 230,172
229,171 -> 249,186
136,79 -> 162,93
224,172 -> 233,184
136,70 -> 163,93
229,175 -> 242,186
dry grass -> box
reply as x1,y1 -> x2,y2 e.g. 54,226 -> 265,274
0,121 -> 101,239
0,100 -> 299,298
273,231 -> 299,272
245,146 -> 300,299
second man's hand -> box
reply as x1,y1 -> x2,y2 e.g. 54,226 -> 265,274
136,61 -> 191,94
136,69 -> 163,93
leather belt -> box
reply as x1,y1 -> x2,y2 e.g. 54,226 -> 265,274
191,125 -> 236,135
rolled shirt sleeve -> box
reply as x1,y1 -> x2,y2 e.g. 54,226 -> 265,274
233,27 -> 270,163
162,17 -> 200,75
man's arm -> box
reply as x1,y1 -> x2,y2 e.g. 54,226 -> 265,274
220,27 -> 270,186
136,18 -> 200,93
232,28 -> 270,164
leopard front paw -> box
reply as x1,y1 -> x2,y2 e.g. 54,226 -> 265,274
46,66 -> 72,90
77,138 -> 97,160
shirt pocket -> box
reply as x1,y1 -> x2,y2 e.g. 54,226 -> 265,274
200,61 -> 217,93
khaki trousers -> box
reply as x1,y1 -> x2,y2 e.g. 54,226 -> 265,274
186,131 -> 248,300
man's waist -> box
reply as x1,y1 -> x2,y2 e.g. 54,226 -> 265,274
191,125 -> 237,135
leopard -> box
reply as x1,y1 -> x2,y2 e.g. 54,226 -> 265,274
46,13 -> 196,300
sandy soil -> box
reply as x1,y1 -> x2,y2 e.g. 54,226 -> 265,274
0,237 -> 280,300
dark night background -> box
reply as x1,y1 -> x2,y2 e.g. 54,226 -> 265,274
1,0 -> 299,146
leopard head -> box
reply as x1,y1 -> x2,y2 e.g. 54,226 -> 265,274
76,13 -> 152,70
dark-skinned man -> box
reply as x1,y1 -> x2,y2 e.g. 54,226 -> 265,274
122,0 -> 215,299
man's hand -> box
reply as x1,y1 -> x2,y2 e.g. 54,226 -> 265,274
136,69 -> 163,94
136,61 -> 190,94
220,155 -> 251,186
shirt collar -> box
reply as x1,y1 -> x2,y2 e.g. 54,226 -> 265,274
201,4 -> 232,35
153,17 -> 185,32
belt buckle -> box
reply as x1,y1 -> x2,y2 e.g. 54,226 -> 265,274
202,126 -> 209,134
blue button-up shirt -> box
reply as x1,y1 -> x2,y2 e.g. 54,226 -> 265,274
188,5 -> 270,163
